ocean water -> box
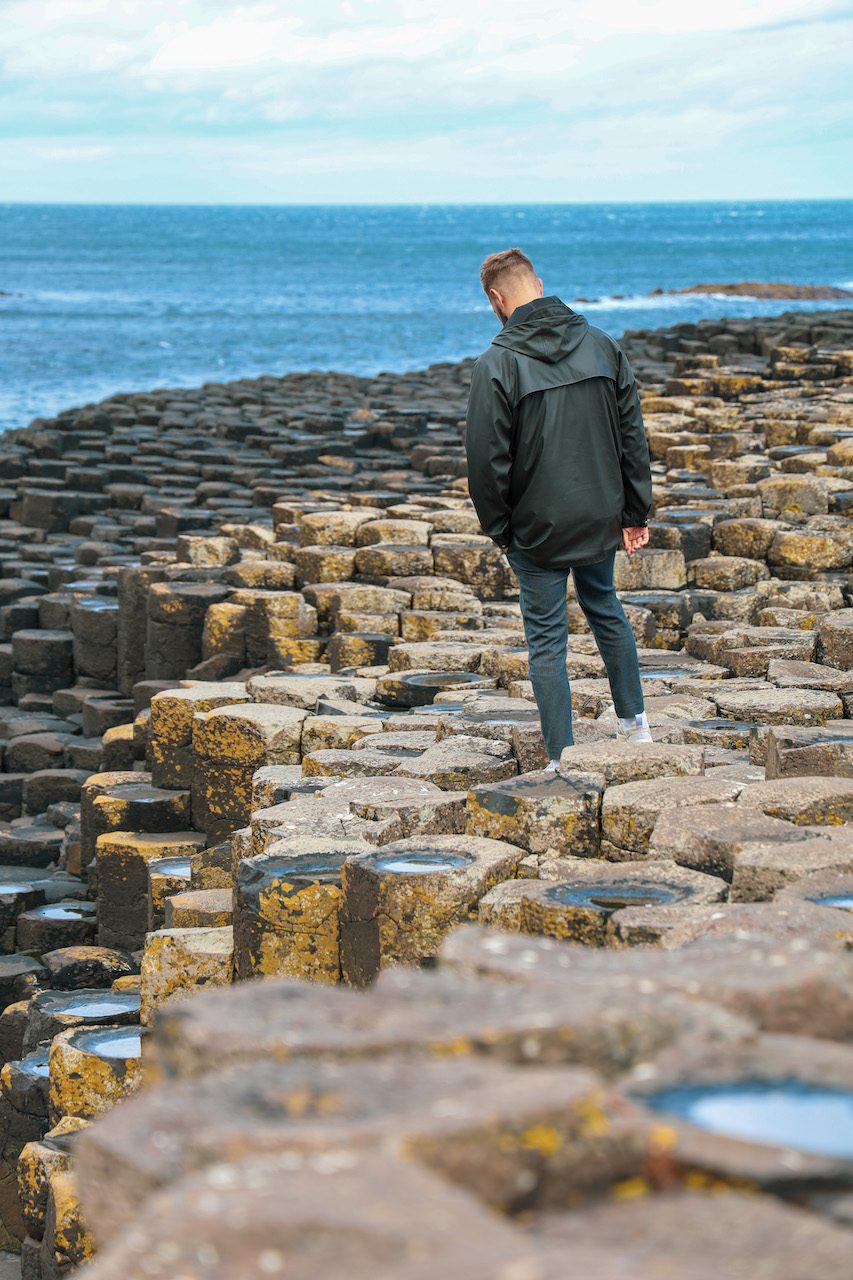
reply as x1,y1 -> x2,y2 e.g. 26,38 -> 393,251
1,200 -> 852,434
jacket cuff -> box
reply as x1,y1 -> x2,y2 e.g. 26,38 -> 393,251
622,513 -> 648,527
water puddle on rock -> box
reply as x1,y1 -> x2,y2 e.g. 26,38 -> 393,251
639,669 -> 695,681
816,894 -> 853,911
407,673 -> 484,687
149,858 -> 192,877
644,1081 -> 853,1159
549,884 -> 679,914
23,1050 -> 50,1078
75,1027 -> 142,1060
47,992 -> 139,1019
374,851 -> 471,875
30,903 -> 96,920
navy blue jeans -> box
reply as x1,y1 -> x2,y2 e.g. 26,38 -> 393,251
505,538 -> 644,759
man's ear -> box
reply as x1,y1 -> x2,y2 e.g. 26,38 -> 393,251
536,277 -> 543,296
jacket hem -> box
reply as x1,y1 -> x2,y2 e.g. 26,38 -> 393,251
510,535 -> 624,570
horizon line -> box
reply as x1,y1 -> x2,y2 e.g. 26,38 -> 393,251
2,196 -> 852,209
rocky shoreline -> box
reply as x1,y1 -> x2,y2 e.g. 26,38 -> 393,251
655,282 -> 853,300
1,305 -> 853,1277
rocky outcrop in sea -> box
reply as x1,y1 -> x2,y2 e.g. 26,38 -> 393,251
1,306 -> 853,1277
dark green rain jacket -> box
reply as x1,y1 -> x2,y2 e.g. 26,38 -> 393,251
465,294 -> 652,568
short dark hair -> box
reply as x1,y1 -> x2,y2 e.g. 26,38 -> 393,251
479,247 -> 537,295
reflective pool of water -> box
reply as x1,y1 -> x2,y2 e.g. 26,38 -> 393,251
816,895 -> 853,911
374,851 -> 471,875
75,1027 -> 142,1060
149,858 -> 192,877
44,991 -> 139,1019
550,883 -> 680,914
644,1081 -> 853,1159
30,902 -> 96,920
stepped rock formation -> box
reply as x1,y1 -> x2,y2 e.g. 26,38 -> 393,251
0,305 -> 852,1276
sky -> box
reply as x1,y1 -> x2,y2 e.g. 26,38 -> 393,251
1,0 -> 851,203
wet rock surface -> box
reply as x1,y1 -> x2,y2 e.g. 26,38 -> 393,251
0,306 -> 851,1273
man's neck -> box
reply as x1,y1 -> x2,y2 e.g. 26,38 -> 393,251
505,293 -> 545,319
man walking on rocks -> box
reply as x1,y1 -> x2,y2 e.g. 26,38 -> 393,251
465,248 -> 654,766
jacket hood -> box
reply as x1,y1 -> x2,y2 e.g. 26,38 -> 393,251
491,295 -> 589,364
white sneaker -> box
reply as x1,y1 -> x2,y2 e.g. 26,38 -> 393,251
544,758 -> 560,772
616,712 -> 653,743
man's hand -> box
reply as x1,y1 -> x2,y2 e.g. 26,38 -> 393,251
622,526 -> 649,555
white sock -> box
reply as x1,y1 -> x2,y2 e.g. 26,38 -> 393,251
619,711 -> 649,730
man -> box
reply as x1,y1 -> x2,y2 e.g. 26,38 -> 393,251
465,247 -> 653,767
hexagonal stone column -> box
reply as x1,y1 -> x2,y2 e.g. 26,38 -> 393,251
730,831 -> 853,902
817,608 -> 853,669
17,1115 -> 86,1247
191,703 -> 307,838
375,669 -> 496,708
48,1024 -> 142,1123
80,771 -> 191,874
247,670 -> 376,710
148,682 -> 248,789
432,542 -> 511,599
116,565 -> 168,695
140,927 -> 233,1025
144,583 -> 229,680
298,508 -> 382,546
70,596 -> 119,684
234,846 -> 357,983
558,741 -> 706,785
466,771 -> 605,869
340,834 -> 523,986
321,775 -> 467,838
227,588 -> 320,666
715,687 -> 843,725
738,776 -> 853,826
397,734 -> 517,790
326,630 -> 393,671
147,855 -> 194,931
165,888 -> 232,929
355,543 -> 434,578
601,777 -> 744,859
201,600 -> 247,669
10,630 -> 74,697
765,723 -> 853,779
649,801 -> 810,879
96,831 -> 206,950
480,861 -> 726,945
15,900 -> 97,953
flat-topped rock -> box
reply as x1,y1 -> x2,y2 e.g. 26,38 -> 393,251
558,740 -> 706,785
601,776 -> 744,857
479,862 -> 726,946
340,834 -> 523,986
649,802 -> 811,879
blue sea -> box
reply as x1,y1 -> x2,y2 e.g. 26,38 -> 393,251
1,200 -> 852,434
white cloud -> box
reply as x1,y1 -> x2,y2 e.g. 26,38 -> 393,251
0,1 -> 850,200
39,143 -> 114,160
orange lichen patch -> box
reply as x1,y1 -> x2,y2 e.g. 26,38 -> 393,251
140,927 -> 234,1025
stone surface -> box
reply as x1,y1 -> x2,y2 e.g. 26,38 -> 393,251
340,834 -> 523,986
2,306 -> 853,1275
601,777 -> 743,856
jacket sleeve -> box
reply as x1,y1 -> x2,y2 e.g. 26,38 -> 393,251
615,346 -> 653,526
464,357 -> 514,547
